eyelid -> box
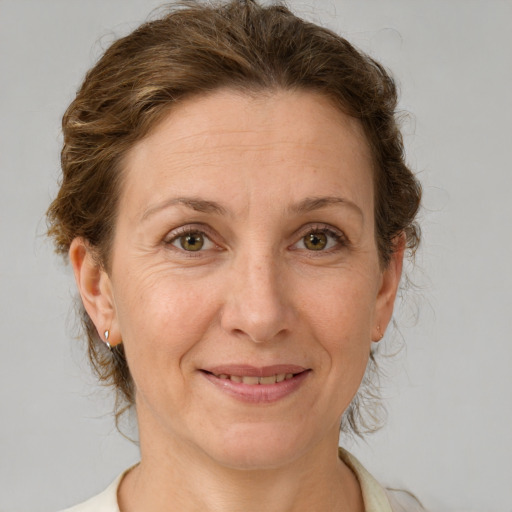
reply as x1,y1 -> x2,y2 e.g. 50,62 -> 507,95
163,222 -> 349,254
164,223 -> 221,251
291,223 -> 350,251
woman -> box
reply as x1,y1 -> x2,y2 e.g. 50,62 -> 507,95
47,1 -> 421,510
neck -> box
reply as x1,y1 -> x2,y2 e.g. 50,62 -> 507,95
118,427 -> 363,512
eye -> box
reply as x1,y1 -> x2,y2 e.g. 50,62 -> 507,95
303,232 -> 329,251
294,226 -> 346,252
168,229 -> 216,252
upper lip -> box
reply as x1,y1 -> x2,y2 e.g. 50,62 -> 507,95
203,364 -> 308,377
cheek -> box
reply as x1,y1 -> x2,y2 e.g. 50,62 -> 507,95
113,269 -> 220,380
302,269 -> 377,340
302,273 -> 376,384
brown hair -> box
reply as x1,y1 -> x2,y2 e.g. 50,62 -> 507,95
47,0 -> 421,435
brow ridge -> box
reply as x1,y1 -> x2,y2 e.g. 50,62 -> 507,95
141,194 -> 362,221
141,197 -> 228,221
289,196 -> 363,217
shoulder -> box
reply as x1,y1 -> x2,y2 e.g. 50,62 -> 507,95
385,489 -> 425,512
339,448 -> 424,512
58,471 -> 125,512
339,447 -> 394,512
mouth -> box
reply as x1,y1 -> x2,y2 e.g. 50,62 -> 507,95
204,371 -> 301,385
200,365 -> 311,403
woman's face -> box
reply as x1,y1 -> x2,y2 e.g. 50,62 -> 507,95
77,89 -> 402,469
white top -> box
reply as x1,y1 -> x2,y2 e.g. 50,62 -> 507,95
60,449 -> 420,512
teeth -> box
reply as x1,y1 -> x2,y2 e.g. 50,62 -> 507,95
241,376 -> 259,385
215,373 -> 294,384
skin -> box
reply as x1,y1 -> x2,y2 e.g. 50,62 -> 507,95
70,89 -> 404,512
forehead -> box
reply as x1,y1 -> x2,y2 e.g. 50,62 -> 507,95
121,89 -> 374,218
133,89 -> 370,161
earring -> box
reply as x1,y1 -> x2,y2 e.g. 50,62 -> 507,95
375,325 -> 384,342
104,330 -> 112,351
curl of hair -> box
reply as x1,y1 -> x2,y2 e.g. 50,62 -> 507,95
47,0 -> 422,435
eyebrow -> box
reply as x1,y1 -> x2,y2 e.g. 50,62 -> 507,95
141,194 -> 363,221
141,197 -> 228,221
289,196 -> 364,218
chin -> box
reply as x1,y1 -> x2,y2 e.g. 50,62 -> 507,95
200,423 -> 314,471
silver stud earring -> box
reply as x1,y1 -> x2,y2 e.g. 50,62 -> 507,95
104,330 -> 112,350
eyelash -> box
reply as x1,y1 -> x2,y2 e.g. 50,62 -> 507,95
164,224 -> 218,255
164,223 -> 349,255
293,224 -> 349,253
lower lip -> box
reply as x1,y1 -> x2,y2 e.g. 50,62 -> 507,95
201,370 -> 310,404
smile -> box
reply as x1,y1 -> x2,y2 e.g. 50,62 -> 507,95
201,365 -> 311,403
210,372 -> 297,385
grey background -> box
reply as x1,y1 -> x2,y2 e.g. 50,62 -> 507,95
1,1 -> 511,511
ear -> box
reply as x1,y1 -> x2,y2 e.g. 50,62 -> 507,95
69,238 -> 121,346
372,234 -> 405,342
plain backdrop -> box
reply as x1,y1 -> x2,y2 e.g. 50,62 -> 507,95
1,1 -> 511,511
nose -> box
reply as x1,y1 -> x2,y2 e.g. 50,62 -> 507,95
220,251 -> 295,344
